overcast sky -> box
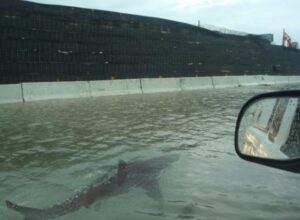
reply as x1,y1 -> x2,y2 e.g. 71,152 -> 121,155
30,0 -> 299,45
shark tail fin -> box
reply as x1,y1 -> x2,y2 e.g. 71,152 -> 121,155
6,200 -> 25,212
6,200 -> 49,220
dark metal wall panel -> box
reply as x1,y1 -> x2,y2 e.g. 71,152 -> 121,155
0,0 -> 300,84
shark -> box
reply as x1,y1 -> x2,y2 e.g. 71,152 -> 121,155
5,154 -> 179,220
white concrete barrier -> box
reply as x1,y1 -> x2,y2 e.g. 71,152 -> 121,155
180,77 -> 213,90
126,79 -> 143,94
90,79 -> 142,97
141,78 -> 181,93
0,84 -> 23,104
273,76 -> 289,84
260,75 -> 276,85
288,76 -> 300,84
22,81 -> 90,101
238,75 -> 265,86
1,75 -> 299,105
211,76 -> 239,88
238,75 -> 290,86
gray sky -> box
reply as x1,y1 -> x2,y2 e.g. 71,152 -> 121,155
30,0 -> 299,45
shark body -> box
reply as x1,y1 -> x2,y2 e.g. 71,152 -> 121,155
6,154 -> 178,220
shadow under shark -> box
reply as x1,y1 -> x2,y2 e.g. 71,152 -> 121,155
6,154 -> 179,220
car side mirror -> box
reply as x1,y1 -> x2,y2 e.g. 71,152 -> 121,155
235,90 -> 300,173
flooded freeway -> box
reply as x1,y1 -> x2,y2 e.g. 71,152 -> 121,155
1,84 -> 300,220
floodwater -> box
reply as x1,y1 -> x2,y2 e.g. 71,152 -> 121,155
1,84 -> 300,220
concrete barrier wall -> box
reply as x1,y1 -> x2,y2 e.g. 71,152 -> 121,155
212,76 -> 240,88
238,75 -> 264,86
260,75 -> 276,85
273,76 -> 289,84
237,75 -> 290,86
0,75 -> 299,104
288,76 -> 300,84
0,84 -> 23,104
90,79 -> 142,97
126,79 -> 143,94
22,81 -> 90,102
141,78 -> 181,93
180,77 -> 213,91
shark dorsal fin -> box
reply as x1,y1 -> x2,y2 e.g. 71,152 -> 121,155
117,160 -> 128,186
118,160 -> 128,171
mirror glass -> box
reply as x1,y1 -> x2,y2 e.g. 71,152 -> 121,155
238,97 -> 300,160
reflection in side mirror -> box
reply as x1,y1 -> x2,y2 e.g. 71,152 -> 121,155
237,96 -> 300,161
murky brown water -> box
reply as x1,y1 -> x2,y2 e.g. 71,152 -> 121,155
1,84 -> 300,219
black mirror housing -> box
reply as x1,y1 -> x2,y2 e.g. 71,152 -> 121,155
235,90 -> 300,173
